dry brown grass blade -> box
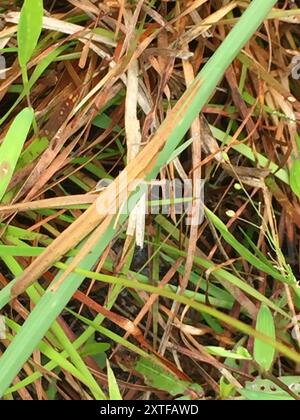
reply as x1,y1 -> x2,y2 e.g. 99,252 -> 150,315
124,32 -> 145,247
5,12 -> 116,47
0,194 -> 97,213
225,65 -> 259,140
179,1 -> 238,45
67,0 -> 100,15
181,46 -> 202,292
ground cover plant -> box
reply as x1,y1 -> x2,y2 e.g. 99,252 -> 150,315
0,0 -> 300,400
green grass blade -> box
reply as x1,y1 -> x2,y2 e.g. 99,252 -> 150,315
4,288 -> 120,396
17,0 -> 43,67
0,234 -> 111,398
107,360 -> 122,400
210,125 -> 289,184
289,160 -> 300,198
0,107 -> 34,201
254,304 -> 276,372
205,346 -> 252,360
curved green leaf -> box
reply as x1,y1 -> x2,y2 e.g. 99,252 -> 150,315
290,160 -> 300,198
0,107 -> 34,201
241,376 -> 300,400
17,0 -> 43,67
254,304 -> 276,371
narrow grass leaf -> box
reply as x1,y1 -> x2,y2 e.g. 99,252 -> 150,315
289,160 -> 300,199
254,304 -> 276,371
17,0 -> 43,67
205,346 -> 252,360
107,360 -> 122,400
0,107 -> 34,201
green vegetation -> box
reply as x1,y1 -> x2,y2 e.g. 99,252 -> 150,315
0,0 -> 299,401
